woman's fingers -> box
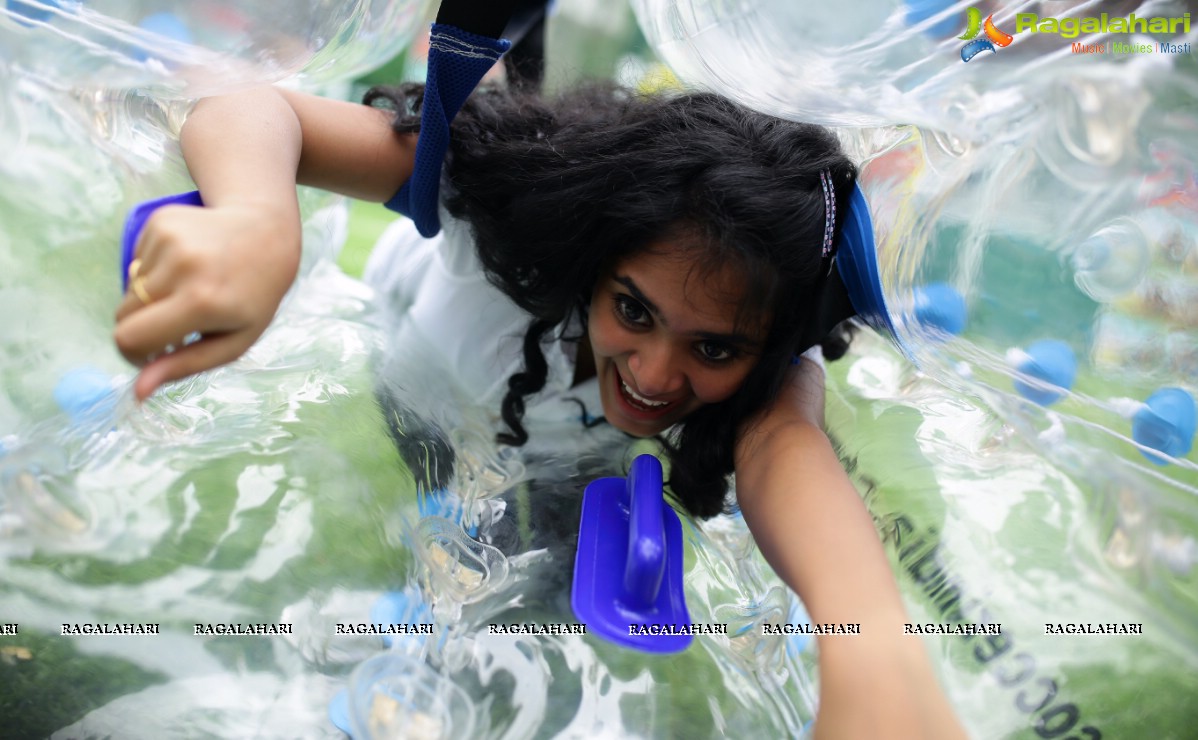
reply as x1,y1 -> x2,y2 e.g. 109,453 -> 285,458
114,206 -> 187,322
114,205 -> 254,365
115,261 -> 172,323
112,202 -> 302,399
132,332 -> 253,401
114,294 -> 210,365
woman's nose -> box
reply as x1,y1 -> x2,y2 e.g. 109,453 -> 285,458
626,345 -> 684,397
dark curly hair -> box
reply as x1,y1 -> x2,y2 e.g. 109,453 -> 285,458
365,82 -> 857,519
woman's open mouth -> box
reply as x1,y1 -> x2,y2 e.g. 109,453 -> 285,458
612,369 -> 678,420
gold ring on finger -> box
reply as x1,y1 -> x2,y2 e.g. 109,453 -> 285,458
130,275 -> 154,305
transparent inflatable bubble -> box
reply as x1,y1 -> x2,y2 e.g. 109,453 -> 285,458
1071,218 -> 1152,302
0,0 -> 433,96
630,0 -> 1197,132
2,0 -> 1196,737
348,653 -> 477,740
0,0 -> 434,439
862,67 -> 1198,476
633,0 -> 1198,737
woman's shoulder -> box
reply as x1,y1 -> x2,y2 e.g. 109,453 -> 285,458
363,212 -> 581,410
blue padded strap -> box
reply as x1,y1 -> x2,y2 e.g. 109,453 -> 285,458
384,23 -> 510,237
835,184 -> 896,338
794,184 -> 913,359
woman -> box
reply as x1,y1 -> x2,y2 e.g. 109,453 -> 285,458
112,79 -> 965,738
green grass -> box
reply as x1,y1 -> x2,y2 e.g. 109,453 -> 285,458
339,199 -> 399,278
0,632 -> 168,739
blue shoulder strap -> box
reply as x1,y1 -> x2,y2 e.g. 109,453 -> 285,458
384,0 -> 552,236
796,184 -> 906,356
383,24 -> 510,237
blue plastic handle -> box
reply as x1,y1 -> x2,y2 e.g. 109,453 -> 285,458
121,190 -> 203,290
623,455 -> 666,609
571,453 -> 692,653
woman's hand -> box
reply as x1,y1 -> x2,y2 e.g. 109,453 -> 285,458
110,85 -> 416,400
113,199 -> 301,401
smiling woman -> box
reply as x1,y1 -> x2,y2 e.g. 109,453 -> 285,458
114,75 -> 966,737
398,82 -> 863,519
587,242 -> 766,437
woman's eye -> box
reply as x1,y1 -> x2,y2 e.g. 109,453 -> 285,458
615,295 -> 650,326
697,342 -> 735,363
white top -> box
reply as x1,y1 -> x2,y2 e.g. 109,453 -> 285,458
364,211 -> 596,422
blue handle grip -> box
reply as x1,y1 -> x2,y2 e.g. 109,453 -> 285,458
622,454 -> 666,610
571,452 -> 691,653
121,190 -> 203,290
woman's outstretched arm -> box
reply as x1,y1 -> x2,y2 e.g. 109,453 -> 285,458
113,87 -> 416,400
735,357 -> 967,739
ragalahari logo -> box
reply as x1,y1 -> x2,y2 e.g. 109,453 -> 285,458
959,7 -> 1014,62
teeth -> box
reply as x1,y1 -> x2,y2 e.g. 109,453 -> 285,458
622,380 -> 669,407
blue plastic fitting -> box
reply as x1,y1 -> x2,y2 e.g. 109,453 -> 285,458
328,689 -> 352,736
121,191 -> 204,290
53,366 -> 115,423
7,0 -> 64,25
131,12 -> 192,62
903,0 -> 960,37
1013,340 -> 1077,406
1132,388 -> 1196,464
369,587 -> 434,649
913,282 -> 967,336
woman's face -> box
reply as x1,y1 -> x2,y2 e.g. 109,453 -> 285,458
587,242 -> 769,437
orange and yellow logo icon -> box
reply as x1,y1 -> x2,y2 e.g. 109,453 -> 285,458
960,7 -> 1014,61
